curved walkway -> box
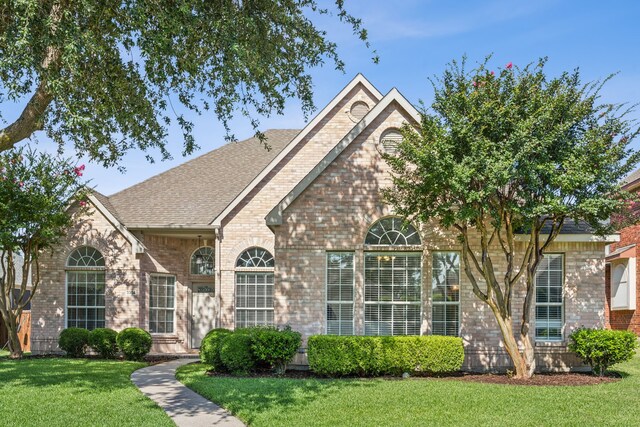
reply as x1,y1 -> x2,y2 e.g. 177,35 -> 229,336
131,358 -> 245,427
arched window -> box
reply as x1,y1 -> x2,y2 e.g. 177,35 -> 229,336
191,247 -> 214,275
365,217 -> 421,246
364,218 -> 422,336
236,247 -> 275,268
66,246 -> 105,268
235,247 -> 274,328
66,247 -> 106,330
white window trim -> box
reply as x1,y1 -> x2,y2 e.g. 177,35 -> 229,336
534,253 -> 564,342
431,251 -> 461,337
234,271 -> 275,329
65,247 -> 106,330
65,269 -> 106,330
363,251 -> 423,336
325,251 -> 355,335
148,273 -> 177,336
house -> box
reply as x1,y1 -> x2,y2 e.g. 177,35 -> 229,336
32,75 -> 616,371
605,169 -> 640,335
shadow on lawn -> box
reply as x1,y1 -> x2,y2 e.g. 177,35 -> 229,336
0,358 -> 144,393
181,365 -> 378,423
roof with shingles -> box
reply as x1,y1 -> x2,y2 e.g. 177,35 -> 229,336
104,129 -> 300,227
623,167 -> 640,189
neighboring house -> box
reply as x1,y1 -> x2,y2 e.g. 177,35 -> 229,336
605,169 -> 640,335
0,253 -> 32,352
32,75 -> 616,371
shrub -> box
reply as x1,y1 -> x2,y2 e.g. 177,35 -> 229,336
88,328 -> 119,359
250,326 -> 302,375
116,328 -> 152,361
307,335 -> 464,377
58,327 -> 90,357
220,333 -> 255,375
200,328 -> 232,371
569,328 -> 639,376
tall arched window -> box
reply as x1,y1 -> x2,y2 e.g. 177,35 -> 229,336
364,217 -> 422,336
66,247 -> 106,330
191,246 -> 214,275
235,247 -> 274,328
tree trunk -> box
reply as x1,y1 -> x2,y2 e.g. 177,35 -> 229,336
1,310 -> 24,359
491,307 -> 533,379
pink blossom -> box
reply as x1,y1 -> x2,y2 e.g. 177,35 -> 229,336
472,81 -> 477,87
74,164 -> 85,177
18,181 -> 24,188
79,200 -> 87,207
506,62 -> 513,69
490,71 -> 495,76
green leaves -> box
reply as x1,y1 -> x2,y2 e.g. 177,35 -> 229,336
385,57 -> 639,235
0,1 -> 373,166
0,147 -> 87,253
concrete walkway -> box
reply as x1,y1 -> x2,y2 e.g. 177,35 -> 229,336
131,358 -> 245,427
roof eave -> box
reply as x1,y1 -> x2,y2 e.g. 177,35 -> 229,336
86,193 -> 146,255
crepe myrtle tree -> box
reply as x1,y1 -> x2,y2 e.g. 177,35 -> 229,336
383,57 -> 640,379
0,148 -> 87,358
0,1 -> 375,166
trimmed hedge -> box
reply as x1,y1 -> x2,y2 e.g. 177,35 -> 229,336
219,333 -> 255,375
58,327 -> 90,358
200,328 -> 233,370
569,327 -> 639,376
117,328 -> 152,361
250,326 -> 302,375
307,335 -> 464,376
88,328 -> 118,359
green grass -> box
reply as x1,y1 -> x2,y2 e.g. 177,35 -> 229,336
177,355 -> 640,427
0,358 -> 173,427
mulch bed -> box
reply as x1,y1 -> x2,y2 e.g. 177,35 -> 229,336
205,367 -> 621,386
439,371 -> 621,386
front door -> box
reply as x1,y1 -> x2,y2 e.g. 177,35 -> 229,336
191,283 -> 215,348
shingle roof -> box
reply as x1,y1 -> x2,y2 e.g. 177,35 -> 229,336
105,129 -> 300,227
91,190 -> 123,224
622,167 -> 640,189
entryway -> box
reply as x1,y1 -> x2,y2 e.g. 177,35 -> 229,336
191,283 -> 215,349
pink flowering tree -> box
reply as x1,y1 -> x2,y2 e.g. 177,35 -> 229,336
0,148 -> 87,358
384,57 -> 639,379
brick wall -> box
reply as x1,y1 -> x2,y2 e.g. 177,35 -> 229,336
605,222 -> 640,334
273,102 -> 607,371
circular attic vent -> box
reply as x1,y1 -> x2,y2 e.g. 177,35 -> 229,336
379,129 -> 403,155
349,101 -> 370,122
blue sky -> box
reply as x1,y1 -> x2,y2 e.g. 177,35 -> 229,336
10,0 -> 640,195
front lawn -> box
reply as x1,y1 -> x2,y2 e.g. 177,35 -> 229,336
0,358 -> 173,427
177,354 -> 640,427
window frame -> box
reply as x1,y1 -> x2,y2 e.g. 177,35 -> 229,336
325,251 -> 355,335
534,253 -> 565,342
431,251 -> 461,337
190,246 -> 215,276
234,271 -> 275,329
65,246 -> 106,330
148,273 -> 177,335
363,251 -> 423,336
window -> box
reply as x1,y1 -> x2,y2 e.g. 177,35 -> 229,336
236,247 -> 275,268
535,254 -> 564,341
326,253 -> 354,335
149,275 -> 175,334
432,252 -> 460,336
235,247 -> 275,328
364,253 -> 422,335
379,129 -> 403,154
66,247 -> 105,330
365,217 -> 421,246
191,247 -> 214,275
610,258 -> 637,310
